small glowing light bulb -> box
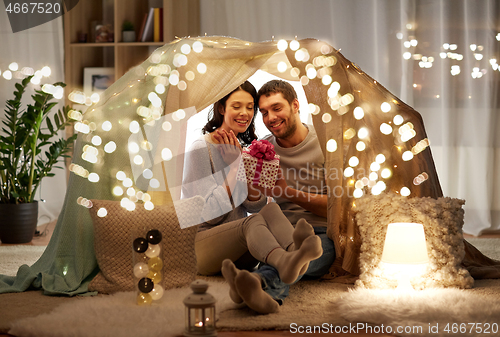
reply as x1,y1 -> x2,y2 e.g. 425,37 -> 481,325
375,154 -> 386,163
381,168 -> 392,179
393,115 -> 404,125
349,156 -> 359,167
277,39 -> 288,51
402,151 -> 414,161
356,141 -> 366,151
358,127 -> 369,139
344,167 -> 354,177
97,208 -> 107,217
353,107 -> 364,120
400,187 -> 411,196
326,139 -> 337,152
380,123 -> 393,135
381,102 -> 391,113
353,188 -> 364,198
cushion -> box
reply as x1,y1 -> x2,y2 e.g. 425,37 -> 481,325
88,196 -> 204,294
354,193 -> 474,289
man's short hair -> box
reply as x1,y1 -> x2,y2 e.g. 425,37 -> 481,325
257,80 -> 297,105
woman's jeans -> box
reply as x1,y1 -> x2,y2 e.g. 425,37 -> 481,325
254,226 -> 336,303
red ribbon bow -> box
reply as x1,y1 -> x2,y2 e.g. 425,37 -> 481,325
248,140 -> 276,161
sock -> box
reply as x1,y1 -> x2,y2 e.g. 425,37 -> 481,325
221,259 -> 243,304
266,235 -> 323,284
287,218 -> 315,251
295,219 -> 316,275
234,270 -> 279,314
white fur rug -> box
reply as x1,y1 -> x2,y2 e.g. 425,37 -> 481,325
334,238 -> 500,337
9,280 -> 236,337
337,285 -> 500,337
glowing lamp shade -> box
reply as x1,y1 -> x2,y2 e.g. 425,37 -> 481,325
381,223 -> 429,265
381,223 -> 429,291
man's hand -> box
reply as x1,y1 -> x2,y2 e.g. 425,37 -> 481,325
248,166 -> 328,218
272,167 -> 288,195
247,167 -> 286,199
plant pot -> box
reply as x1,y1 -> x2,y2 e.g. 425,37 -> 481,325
123,31 -> 136,42
0,201 -> 38,244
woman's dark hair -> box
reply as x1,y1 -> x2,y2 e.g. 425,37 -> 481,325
202,80 -> 258,145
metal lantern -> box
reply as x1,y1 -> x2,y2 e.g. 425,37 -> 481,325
184,280 -> 217,336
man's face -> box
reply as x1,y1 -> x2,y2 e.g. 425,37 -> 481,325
258,92 -> 299,140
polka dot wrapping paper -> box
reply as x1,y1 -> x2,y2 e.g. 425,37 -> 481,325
236,148 -> 280,190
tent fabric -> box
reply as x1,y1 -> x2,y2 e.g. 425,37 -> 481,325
0,36 -> 498,296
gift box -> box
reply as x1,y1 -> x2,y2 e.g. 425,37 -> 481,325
236,140 -> 280,189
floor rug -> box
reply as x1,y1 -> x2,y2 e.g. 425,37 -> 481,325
1,239 -> 499,336
6,279 -> 500,337
0,246 -> 46,276
337,283 -> 500,337
465,238 -> 500,260
8,280 -> 235,337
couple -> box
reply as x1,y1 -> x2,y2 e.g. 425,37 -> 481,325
182,79 -> 335,314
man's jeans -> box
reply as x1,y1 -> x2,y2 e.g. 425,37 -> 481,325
254,226 -> 335,303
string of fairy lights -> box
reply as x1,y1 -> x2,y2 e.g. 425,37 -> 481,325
2,30 -> 499,83
399,30 -> 500,80
0,62 -> 53,83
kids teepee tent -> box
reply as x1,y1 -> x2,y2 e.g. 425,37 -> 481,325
1,36 -> 498,295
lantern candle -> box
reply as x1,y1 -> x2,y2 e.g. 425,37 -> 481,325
184,280 -> 217,336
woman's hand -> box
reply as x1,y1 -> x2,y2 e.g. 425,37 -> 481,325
212,129 -> 242,165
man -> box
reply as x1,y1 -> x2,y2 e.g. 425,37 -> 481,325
222,79 -> 336,314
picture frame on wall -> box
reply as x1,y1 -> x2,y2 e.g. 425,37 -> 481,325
83,67 -> 115,96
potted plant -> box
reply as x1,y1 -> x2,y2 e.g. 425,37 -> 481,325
122,20 -> 136,42
0,76 -> 77,243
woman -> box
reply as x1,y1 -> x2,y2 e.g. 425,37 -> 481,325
182,81 -> 322,284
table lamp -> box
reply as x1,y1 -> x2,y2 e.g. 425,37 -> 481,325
381,222 -> 429,291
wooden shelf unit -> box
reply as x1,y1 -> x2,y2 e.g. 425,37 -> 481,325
63,0 -> 200,100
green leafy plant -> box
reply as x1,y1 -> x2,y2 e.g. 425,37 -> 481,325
122,20 -> 134,31
0,76 -> 78,204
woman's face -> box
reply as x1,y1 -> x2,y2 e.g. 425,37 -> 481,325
219,89 -> 255,135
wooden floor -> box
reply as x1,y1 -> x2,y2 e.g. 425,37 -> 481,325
1,331 -> 392,337
1,222 -> 498,337
0,329 -> 393,337
214,331 -> 392,337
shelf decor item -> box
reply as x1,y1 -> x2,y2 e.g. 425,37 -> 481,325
83,67 -> 115,98
95,23 -> 113,42
140,7 -> 155,42
122,20 -> 136,42
183,280 -> 217,337
0,76 -> 77,243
